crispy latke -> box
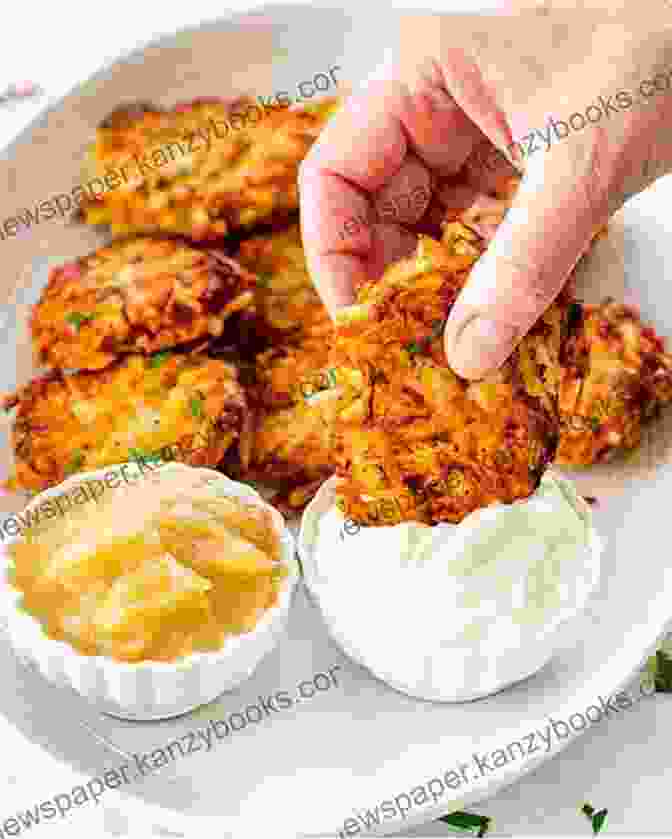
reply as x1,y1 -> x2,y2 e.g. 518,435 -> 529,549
243,388 -> 340,515
80,98 -> 338,240
557,299 -> 672,464
332,213 -> 672,524
31,236 -> 257,371
332,231 -> 568,526
236,224 -> 331,344
235,224 -> 332,407
232,224 -> 336,508
251,341 -> 334,409
3,353 -> 249,493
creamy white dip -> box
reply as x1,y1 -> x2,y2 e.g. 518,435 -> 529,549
300,472 -> 601,701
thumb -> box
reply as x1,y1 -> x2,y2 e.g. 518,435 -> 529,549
444,148 -> 608,380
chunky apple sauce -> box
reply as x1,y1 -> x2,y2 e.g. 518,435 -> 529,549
8,464 -> 287,663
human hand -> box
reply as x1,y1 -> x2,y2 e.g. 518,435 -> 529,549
299,1 -> 672,378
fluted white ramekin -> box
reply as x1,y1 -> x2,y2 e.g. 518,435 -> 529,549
299,474 -> 602,703
0,461 -> 298,720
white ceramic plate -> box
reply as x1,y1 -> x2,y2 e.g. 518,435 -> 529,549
0,5 -> 671,837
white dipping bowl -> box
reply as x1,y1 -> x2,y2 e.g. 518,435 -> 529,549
0,461 -> 298,720
299,473 -> 602,703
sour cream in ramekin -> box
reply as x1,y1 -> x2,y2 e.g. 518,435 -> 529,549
299,471 -> 601,702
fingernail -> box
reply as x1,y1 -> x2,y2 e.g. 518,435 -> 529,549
448,316 -> 518,379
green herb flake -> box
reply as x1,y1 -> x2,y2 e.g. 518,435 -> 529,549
189,394 -> 204,419
65,311 -> 96,331
65,450 -> 85,475
589,416 -> 601,431
651,648 -> 672,692
582,804 -> 608,835
326,367 -> 338,388
567,301 -> 583,331
14,597 -> 31,615
438,811 -> 491,836
417,256 -> 433,273
128,447 -> 160,463
256,272 -> 274,288
149,350 -> 172,368
406,321 -> 445,355
592,810 -> 608,835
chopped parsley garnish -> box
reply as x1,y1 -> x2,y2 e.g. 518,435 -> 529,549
15,597 -> 30,614
256,272 -> 274,288
567,301 -> 583,332
592,811 -> 608,835
589,416 -> 601,431
129,447 -> 160,462
326,367 -> 338,388
148,350 -> 172,368
65,311 -> 96,331
189,394 -> 204,418
406,319 -> 446,355
581,804 -> 608,835
438,811 -> 491,837
64,450 -> 85,475
649,648 -> 672,692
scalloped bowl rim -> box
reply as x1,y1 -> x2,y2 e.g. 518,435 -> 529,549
0,461 -> 298,674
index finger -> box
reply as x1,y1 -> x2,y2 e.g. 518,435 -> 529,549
298,58 -> 484,317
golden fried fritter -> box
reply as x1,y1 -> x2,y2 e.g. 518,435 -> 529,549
3,353 -> 249,493
331,230 -> 570,527
557,299 -> 672,464
331,213 -> 672,524
227,226 -> 337,508
236,223 -> 331,338
80,98 -> 338,240
241,343 -> 337,513
244,388 -> 340,514
251,342 -> 333,409
31,237 -> 257,371
235,223 -> 333,410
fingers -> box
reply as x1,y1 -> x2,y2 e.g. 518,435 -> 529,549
366,223 -> 419,279
299,55 -> 484,318
462,137 -> 522,194
372,155 -> 432,226
299,166 -> 373,315
444,136 -> 612,379
433,46 -> 515,161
